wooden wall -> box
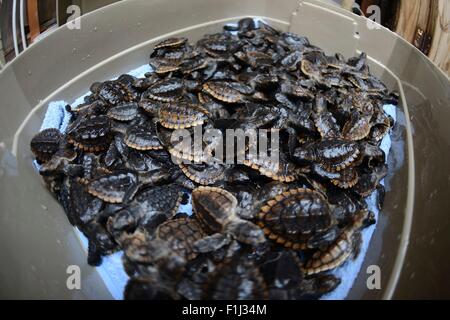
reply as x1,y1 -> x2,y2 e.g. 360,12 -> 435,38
395,0 -> 449,76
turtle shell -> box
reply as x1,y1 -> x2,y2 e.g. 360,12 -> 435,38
353,165 -> 388,198
303,210 -> 375,276
154,37 -> 187,50
313,94 -> 341,139
30,128 -> 63,164
87,171 -> 138,203
201,38 -> 239,58
124,125 -> 164,151
179,163 -> 225,185
295,140 -> 360,173
144,78 -> 184,102
203,81 -> 245,103
203,257 -> 268,300
342,111 -> 373,141
149,58 -> 181,74
330,168 -> 359,189
67,114 -> 112,153
301,59 -> 322,81
158,102 -> 209,129
234,50 -> 273,68
156,217 -> 206,261
138,99 -> 162,115
257,188 -> 333,250
106,102 -> 139,121
191,186 -> 238,234
135,185 -> 184,214
94,80 -> 133,105
280,81 -> 315,100
243,152 -> 297,183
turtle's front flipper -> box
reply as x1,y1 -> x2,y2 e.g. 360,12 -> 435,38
193,233 -> 230,253
227,219 -> 266,246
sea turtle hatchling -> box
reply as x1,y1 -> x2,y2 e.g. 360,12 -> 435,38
143,78 -> 184,103
202,81 -> 247,103
140,96 -> 210,130
30,128 -> 64,164
155,217 -> 206,261
302,209 -> 376,276
191,186 -> 266,249
257,188 -> 337,250
67,114 -> 112,153
293,139 -> 361,173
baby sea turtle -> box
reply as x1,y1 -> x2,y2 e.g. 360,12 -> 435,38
106,184 -> 185,243
91,79 -> 134,105
67,114 -> 112,153
106,102 -> 139,121
312,93 -> 341,139
154,37 -> 188,50
191,186 -> 265,248
158,102 -> 209,129
87,171 -> 138,204
156,217 -> 206,261
294,139 -> 360,173
243,151 -> 298,183
124,121 -> 164,151
203,256 -> 269,300
30,128 -> 63,164
342,109 -> 374,141
179,163 -> 225,185
202,81 -> 246,103
143,78 -> 184,102
303,209 -> 375,276
257,188 -> 335,250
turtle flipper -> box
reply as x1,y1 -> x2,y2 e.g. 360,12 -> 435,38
227,219 -> 266,246
193,233 -> 230,253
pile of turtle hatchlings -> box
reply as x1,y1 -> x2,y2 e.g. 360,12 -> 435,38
30,18 -> 396,300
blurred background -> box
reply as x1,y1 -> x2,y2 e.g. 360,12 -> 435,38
0,0 -> 448,74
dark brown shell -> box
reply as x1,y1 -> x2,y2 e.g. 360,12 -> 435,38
204,257 -> 268,300
145,78 -> 184,102
342,111 -> 373,141
234,50 -> 273,68
295,140 -> 360,172
179,163 -> 225,185
138,99 -> 162,115
156,217 -> 206,261
106,102 -> 139,121
67,115 -> 112,153
124,125 -> 164,151
330,168 -> 359,189
94,80 -> 133,105
243,152 -> 297,183
154,37 -> 187,50
134,184 -> 185,219
192,186 -> 238,233
303,210 -> 375,275
159,102 -> 209,129
257,188 -> 333,250
30,128 -> 63,164
87,171 -> 138,203
203,81 -> 245,103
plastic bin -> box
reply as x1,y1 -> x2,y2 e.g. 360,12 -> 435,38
0,0 -> 449,299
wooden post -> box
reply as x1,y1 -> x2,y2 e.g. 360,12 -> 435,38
27,0 -> 40,42
428,0 -> 449,75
